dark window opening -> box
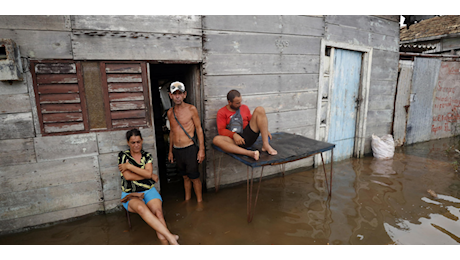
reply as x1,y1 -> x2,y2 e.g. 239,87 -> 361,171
325,46 -> 332,57
0,46 -> 7,60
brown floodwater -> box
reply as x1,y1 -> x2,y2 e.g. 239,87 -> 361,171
1,136 -> 460,245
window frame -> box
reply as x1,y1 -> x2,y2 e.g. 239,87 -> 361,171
30,60 -> 90,136
100,61 -> 152,130
31,60 -> 152,136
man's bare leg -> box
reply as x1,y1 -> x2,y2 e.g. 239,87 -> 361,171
249,107 -> 277,155
191,178 -> 203,202
183,176 -> 192,201
191,178 -> 204,211
213,135 -> 260,160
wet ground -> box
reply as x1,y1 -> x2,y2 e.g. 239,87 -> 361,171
1,136 -> 460,246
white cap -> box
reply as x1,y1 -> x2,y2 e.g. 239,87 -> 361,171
170,81 -> 185,93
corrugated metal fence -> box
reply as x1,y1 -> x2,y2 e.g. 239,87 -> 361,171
394,57 -> 460,145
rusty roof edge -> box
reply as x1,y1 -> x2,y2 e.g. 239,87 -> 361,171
399,52 -> 460,58
401,32 -> 460,44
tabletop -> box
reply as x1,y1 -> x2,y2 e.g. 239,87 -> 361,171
212,132 -> 335,168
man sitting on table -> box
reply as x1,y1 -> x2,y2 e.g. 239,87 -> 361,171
212,89 -> 277,161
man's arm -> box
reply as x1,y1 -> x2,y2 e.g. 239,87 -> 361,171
191,106 -> 205,163
167,109 -> 175,163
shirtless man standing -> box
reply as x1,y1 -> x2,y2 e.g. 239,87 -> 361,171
212,89 -> 277,160
167,81 -> 205,203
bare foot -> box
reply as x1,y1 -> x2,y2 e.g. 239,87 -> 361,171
159,238 -> 169,245
196,201 -> 204,211
167,234 -> 180,245
262,145 -> 277,155
157,232 -> 167,242
253,150 -> 260,160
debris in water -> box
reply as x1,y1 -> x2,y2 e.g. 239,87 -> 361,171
357,235 -> 364,240
437,194 -> 460,203
427,189 -> 438,198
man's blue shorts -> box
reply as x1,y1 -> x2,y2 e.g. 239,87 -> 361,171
121,187 -> 162,211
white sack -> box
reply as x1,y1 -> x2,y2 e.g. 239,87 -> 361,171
371,134 -> 395,159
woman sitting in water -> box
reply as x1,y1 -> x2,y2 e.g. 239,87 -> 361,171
118,129 -> 179,245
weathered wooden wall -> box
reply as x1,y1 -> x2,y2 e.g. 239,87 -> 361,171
0,15 -> 403,233
0,16 -> 71,59
202,15 -> 324,188
324,15 -> 400,154
70,15 -> 202,61
393,61 -> 413,146
0,126 -> 156,233
0,15 -> 182,233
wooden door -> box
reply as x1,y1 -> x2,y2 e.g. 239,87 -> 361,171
328,48 -> 362,161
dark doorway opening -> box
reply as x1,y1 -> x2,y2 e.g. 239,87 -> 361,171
149,63 -> 202,200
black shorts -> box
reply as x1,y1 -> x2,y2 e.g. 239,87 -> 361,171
240,125 -> 260,148
173,144 -> 200,179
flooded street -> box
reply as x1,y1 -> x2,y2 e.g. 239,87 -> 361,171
1,137 -> 460,245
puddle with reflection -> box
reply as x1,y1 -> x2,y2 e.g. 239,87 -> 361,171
1,137 -> 460,245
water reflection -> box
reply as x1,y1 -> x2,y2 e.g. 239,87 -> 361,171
384,194 -> 460,244
333,150 -> 460,245
353,147 -> 460,245
282,170 -> 332,240
1,137 -> 460,245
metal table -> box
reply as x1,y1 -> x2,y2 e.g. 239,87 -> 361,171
212,132 -> 335,223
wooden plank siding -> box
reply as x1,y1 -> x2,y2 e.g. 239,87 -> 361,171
393,61 -> 413,146
0,15 -> 406,232
0,138 -> 36,166
202,15 -> 325,188
1,16 -> 203,61
324,15 -> 400,155
31,61 -> 89,135
0,155 -> 103,232
71,15 -> 202,35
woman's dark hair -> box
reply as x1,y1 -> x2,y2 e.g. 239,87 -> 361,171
227,89 -> 241,102
126,128 -> 143,141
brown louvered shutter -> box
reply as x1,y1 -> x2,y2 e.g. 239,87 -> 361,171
31,61 -> 89,135
101,62 -> 151,129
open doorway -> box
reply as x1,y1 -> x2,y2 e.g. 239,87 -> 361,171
149,63 -> 202,200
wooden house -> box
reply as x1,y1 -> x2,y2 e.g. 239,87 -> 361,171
0,15 -> 400,233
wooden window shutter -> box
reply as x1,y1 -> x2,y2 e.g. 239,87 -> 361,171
101,62 -> 151,129
31,61 -> 89,135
